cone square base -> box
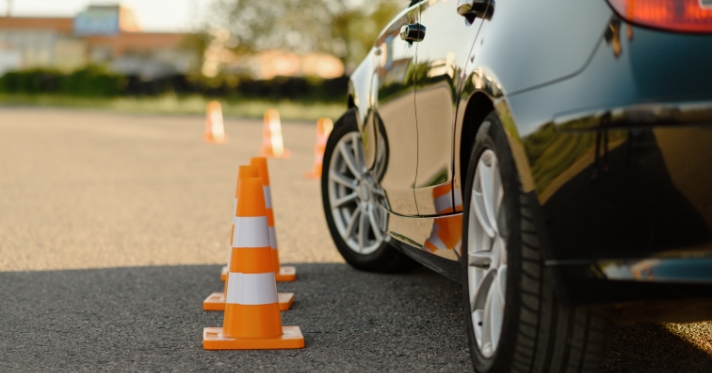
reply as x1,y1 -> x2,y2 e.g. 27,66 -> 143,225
276,266 -> 296,282
203,292 -> 294,311
220,265 -> 228,282
203,326 -> 304,350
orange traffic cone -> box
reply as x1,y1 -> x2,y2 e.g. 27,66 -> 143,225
204,101 -> 228,144
206,165 -> 294,311
304,118 -> 334,179
251,157 -> 296,282
424,183 -> 462,253
260,109 -> 290,158
203,177 -> 304,350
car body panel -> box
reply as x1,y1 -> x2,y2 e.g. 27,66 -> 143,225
387,210 -> 463,260
412,0 -> 483,216
467,0 -> 612,96
367,5 -> 420,216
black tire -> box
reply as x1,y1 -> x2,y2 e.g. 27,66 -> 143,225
321,110 -> 419,273
462,112 -> 607,373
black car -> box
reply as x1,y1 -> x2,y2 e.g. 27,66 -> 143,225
320,0 -> 712,372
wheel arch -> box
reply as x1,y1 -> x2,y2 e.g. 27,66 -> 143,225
455,88 -> 569,302
457,92 -> 495,193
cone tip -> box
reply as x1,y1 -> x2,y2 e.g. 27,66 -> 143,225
250,157 -> 270,186
264,109 -> 280,121
207,100 -> 222,112
238,165 -> 260,179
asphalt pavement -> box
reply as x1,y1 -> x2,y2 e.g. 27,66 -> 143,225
1,108 -> 711,372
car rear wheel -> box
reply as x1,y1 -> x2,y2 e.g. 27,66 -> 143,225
462,112 -> 608,373
321,110 -> 418,272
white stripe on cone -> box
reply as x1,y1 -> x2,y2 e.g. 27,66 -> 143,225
434,193 -> 453,214
210,107 -> 225,138
226,273 -> 279,305
268,227 -> 277,250
232,216 -> 270,248
263,186 -> 272,208
226,198 -> 238,268
228,198 -> 239,265
268,116 -> 285,157
454,188 -> 463,209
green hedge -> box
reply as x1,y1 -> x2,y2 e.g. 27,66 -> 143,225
0,67 -> 348,102
0,66 -> 125,97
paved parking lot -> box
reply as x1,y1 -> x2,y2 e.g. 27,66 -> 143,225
1,108 -> 711,372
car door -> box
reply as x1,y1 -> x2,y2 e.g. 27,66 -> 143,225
413,0 -> 485,215
369,4 -> 421,216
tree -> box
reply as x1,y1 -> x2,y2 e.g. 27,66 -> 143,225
204,0 -> 403,72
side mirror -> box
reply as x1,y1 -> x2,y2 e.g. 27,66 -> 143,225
457,0 -> 494,19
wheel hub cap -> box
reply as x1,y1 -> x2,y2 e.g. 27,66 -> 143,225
358,182 -> 371,202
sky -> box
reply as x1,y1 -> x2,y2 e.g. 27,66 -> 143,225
0,0 -> 213,32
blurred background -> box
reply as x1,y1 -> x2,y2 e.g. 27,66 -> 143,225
0,0 -> 401,120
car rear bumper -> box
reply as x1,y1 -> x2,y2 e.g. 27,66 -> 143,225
529,107 -> 712,309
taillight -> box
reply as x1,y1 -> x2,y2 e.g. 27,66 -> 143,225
607,0 -> 712,33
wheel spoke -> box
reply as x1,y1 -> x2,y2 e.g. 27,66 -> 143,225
342,207 -> 360,241
472,190 -> 495,238
478,161 -> 498,234
488,268 -> 506,352
494,236 -> 506,266
485,284 -> 504,356
331,192 -> 358,209
472,309 -> 484,347
496,265 -> 507,304
339,141 -> 361,179
471,267 -> 496,311
469,267 -> 479,304
491,158 -> 504,219
367,204 -> 383,242
329,170 -> 357,189
468,250 -> 492,268
481,287 -> 495,357
357,205 -> 369,252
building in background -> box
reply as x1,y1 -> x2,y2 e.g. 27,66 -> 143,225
0,5 -> 197,79
201,29 -> 345,80
0,4 -> 345,82
226,50 -> 344,80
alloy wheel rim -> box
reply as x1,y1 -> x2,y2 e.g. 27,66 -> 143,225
328,131 -> 387,255
468,149 -> 507,358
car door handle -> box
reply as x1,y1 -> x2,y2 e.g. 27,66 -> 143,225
400,23 -> 426,43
